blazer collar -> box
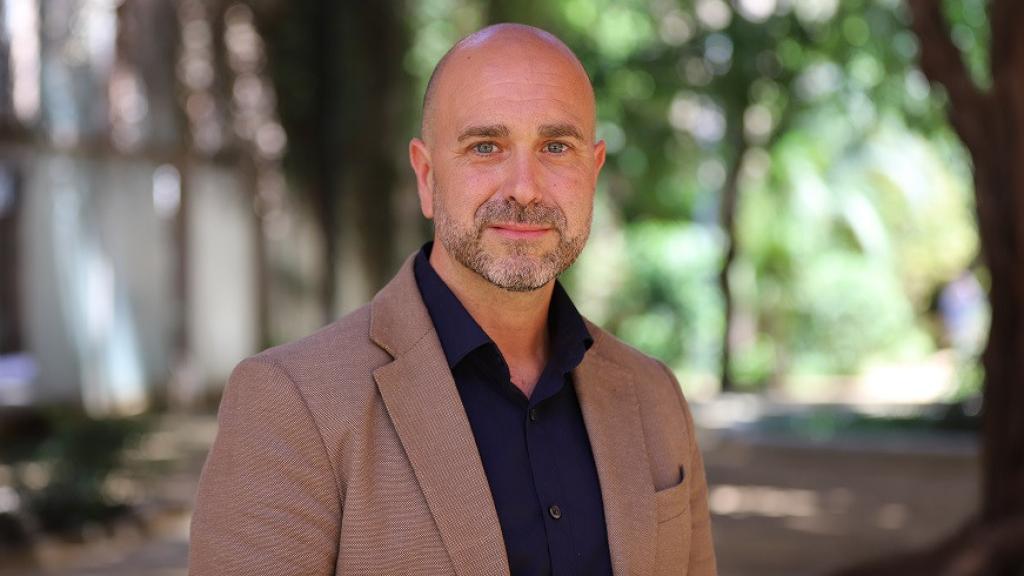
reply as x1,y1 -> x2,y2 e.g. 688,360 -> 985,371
369,255 -> 656,576
576,322 -> 658,576
369,252 -> 433,358
370,254 -> 510,576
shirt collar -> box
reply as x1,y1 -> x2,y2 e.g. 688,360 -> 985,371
413,242 -> 592,371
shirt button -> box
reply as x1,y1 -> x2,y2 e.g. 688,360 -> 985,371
548,505 -> 562,520
529,408 -> 539,422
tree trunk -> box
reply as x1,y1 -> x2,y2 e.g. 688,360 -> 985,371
976,1 -> 1024,535
313,0 -> 339,320
257,0 -> 407,322
717,126 -> 749,393
0,171 -> 21,354
335,0 -> 408,313
0,0 -> 12,125
835,1 -> 1024,573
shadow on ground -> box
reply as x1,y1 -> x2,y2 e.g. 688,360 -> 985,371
0,399 -> 979,576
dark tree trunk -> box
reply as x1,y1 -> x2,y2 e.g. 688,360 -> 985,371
0,171 -> 21,354
717,115 -> 749,394
314,0 -> 340,320
257,0 -> 408,322
0,0 -> 12,125
834,1 -> 1024,574
336,0 -> 408,312
976,0 -> 1024,533
314,0 -> 410,316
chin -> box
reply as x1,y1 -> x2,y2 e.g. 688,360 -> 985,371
491,239 -> 559,261
479,257 -> 559,292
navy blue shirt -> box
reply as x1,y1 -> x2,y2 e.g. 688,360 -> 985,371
413,244 -> 613,576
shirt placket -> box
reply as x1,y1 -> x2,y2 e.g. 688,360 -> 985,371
524,365 -> 579,575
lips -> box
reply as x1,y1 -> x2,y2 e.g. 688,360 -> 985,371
490,223 -> 551,232
487,223 -> 553,239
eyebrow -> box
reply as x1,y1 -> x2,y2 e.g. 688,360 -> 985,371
456,122 -> 586,142
457,124 -> 511,142
538,123 -> 584,141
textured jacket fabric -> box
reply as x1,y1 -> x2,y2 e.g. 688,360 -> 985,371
188,253 -> 718,576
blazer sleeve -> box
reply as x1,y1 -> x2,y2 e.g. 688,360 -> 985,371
660,361 -> 718,576
189,357 -> 342,575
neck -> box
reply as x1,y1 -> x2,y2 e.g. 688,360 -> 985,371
429,242 -> 553,392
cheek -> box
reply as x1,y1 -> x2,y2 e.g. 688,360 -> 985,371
546,171 -> 596,224
438,166 -> 503,208
564,197 -> 595,232
433,181 -> 489,230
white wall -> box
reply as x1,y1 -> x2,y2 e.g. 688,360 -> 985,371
186,163 -> 258,393
21,151 -> 176,413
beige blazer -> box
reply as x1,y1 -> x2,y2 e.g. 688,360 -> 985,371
189,254 -> 718,576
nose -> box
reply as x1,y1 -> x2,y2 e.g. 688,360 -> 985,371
504,150 -> 543,206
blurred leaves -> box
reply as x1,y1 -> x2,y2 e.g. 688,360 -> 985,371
0,408 -> 150,538
464,0 -> 985,391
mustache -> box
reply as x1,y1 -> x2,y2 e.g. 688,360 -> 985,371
475,199 -> 566,230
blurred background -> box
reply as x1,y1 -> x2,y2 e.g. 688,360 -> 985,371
1,0 -> 1019,575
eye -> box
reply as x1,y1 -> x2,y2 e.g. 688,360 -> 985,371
544,142 -> 569,154
473,142 -> 498,154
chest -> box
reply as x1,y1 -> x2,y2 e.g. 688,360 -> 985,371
452,356 -> 614,576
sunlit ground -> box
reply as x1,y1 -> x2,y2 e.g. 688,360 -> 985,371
0,395 -> 977,576
0,417 -> 216,576
702,421 -> 977,576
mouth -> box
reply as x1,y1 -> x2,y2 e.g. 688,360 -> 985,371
487,223 -> 553,240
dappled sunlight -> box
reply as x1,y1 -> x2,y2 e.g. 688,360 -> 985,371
705,430 -> 979,575
709,484 -> 821,518
710,482 -> 910,535
850,352 -> 957,405
875,503 -> 910,531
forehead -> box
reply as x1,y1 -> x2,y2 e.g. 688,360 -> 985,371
432,42 -> 595,139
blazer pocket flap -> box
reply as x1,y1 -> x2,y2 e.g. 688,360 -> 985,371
654,465 -> 688,523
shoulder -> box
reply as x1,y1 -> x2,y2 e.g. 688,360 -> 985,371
583,318 -> 694,436
254,304 -> 386,374
584,319 -> 680,391
228,303 -> 390,406
582,319 -> 701,490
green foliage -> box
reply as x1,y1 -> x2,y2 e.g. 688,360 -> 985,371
406,0 -> 486,102
407,0 -> 985,391
751,403 -> 980,443
943,0 -> 991,89
617,221 -> 724,371
788,252 -> 929,373
735,113 -> 976,376
0,409 -> 150,537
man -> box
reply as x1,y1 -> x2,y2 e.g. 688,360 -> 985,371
189,23 -> 717,576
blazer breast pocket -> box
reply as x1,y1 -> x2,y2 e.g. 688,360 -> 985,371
653,465 -> 691,576
654,465 -> 688,523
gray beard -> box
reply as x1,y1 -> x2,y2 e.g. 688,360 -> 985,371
434,196 -> 590,292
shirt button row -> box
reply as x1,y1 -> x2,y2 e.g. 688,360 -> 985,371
548,504 -> 562,520
529,408 -> 538,422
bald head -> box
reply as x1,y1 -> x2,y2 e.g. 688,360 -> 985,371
407,23 -> 606,294
420,24 -> 595,142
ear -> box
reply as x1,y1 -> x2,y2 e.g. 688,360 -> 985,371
409,137 -> 434,218
593,139 -> 607,176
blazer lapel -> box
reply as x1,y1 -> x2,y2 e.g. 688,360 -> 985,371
574,342 -> 657,576
370,256 -> 510,576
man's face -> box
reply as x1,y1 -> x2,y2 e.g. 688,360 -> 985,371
410,31 -> 606,292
